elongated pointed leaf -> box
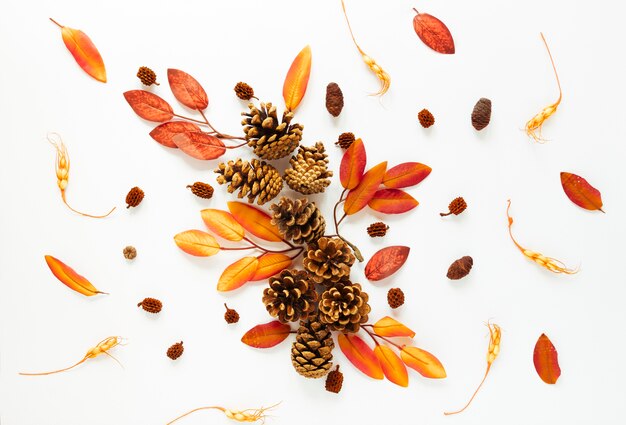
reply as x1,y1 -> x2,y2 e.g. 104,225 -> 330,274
283,45 -> 312,111
340,138 -> 367,190
150,122 -> 201,148
201,209 -> 245,241
365,246 -> 410,281
375,345 -> 409,387
560,172 -> 604,212
241,321 -> 292,348
172,132 -> 225,160
174,230 -> 220,257
383,162 -> 431,188
50,19 -> 106,82
412,10 -> 455,54
368,189 -> 419,214
217,256 -> 259,291
227,202 -> 283,242
44,255 -> 105,296
338,334 -> 384,379
533,333 -> 561,384
401,346 -> 446,379
373,317 -> 415,338
167,69 -> 208,110
124,90 -> 173,122
344,162 -> 387,215
251,253 -> 292,281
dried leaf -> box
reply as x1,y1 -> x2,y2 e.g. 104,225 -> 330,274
374,345 -> 409,387
339,138 -> 367,190
368,189 -> 418,214
174,230 -> 220,257
560,172 -> 604,212
150,122 -> 201,148
50,18 -> 106,82
241,321 -> 292,349
365,246 -> 410,281
123,90 -> 174,122
533,333 -> 561,384
200,209 -> 245,241
167,69 -> 209,110
283,45 -> 312,111
171,132 -> 226,160
344,162 -> 387,215
337,334 -> 384,380
401,346 -> 447,379
44,255 -> 106,296
217,256 -> 259,291
251,253 -> 292,281
412,9 -> 455,54
227,202 -> 283,242
373,316 -> 415,338
382,162 -> 432,189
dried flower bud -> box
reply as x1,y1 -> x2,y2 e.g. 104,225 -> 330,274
387,288 -> 405,309
440,197 -> 467,217
187,182 -> 214,199
138,297 -> 162,314
336,132 -> 355,149
167,341 -> 184,360
137,66 -> 159,86
325,365 -> 344,393
224,303 -> 240,324
234,82 -> 255,100
326,82 -> 344,117
123,246 -> 137,260
447,256 -> 473,280
126,186 -> 145,208
418,108 -> 435,128
367,222 -> 389,237
471,98 -> 492,131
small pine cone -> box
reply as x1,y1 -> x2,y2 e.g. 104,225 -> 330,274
418,109 -> 435,128
336,132 -> 355,149
325,366 -> 344,393
126,187 -> 145,208
224,304 -> 240,324
241,102 -> 303,160
234,82 -> 255,100
137,66 -> 159,86
325,82 -> 344,117
263,269 -> 317,323
214,158 -> 283,205
447,256 -> 473,280
123,246 -> 137,260
138,297 -> 162,314
291,314 -> 334,379
270,197 -> 326,245
440,197 -> 467,217
387,288 -> 405,309
471,98 -> 492,131
167,341 -> 184,360
367,222 -> 389,238
187,182 -> 214,199
284,142 -> 333,195
318,281 -> 371,333
303,237 -> 355,285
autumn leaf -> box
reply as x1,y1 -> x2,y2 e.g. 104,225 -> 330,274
374,345 -> 409,387
149,122 -> 201,148
338,334 -> 384,380
217,257 -> 259,291
167,69 -> 209,110
171,132 -> 226,160
50,18 -> 106,82
200,209 -> 245,241
251,253 -> 292,281
283,45 -> 312,111
383,162 -> 432,189
174,230 -> 221,257
123,90 -> 174,122
44,255 -> 106,296
227,202 -> 283,242
412,9 -> 455,54
340,138 -> 367,190
241,321 -> 292,349
401,346 -> 447,379
344,162 -> 388,215
368,189 -> 419,214
533,333 -> 561,384
365,246 -> 410,281
373,317 -> 415,338
560,172 -> 604,212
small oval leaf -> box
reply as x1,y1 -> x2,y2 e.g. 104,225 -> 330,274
338,333 -> 384,380
344,162 -> 388,216
217,257 -> 259,292
365,246 -> 410,281
340,138 -> 367,190
167,69 -> 208,110
283,45 -> 312,111
368,189 -> 419,214
533,333 -> 561,384
241,321 -> 292,349
174,230 -> 220,257
412,10 -> 455,54
51,19 -> 107,82
123,90 -> 174,122
227,202 -> 283,242
383,162 -> 432,189
251,253 -> 292,281
200,209 -> 245,241
374,345 -> 409,387
45,255 -> 105,296
172,132 -> 226,160
560,172 -> 604,212
373,316 -> 416,338
149,122 -> 201,148
401,346 -> 447,379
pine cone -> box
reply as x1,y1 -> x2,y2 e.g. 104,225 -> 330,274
270,197 -> 325,245
367,222 -> 389,237
284,142 -> 333,195
303,237 -> 355,285
187,182 -> 214,199
241,102 -> 303,160
291,314 -> 334,379
440,197 -> 467,217
336,132 -> 355,149
137,66 -> 159,86
471,98 -> 492,131
318,281 -> 370,333
262,269 -> 317,323
447,256 -> 473,280
418,109 -> 435,128
215,158 -> 283,205
126,186 -> 144,208
138,297 -> 162,314
224,304 -> 240,324
167,341 -> 184,360
234,82 -> 255,100
325,82 -> 344,117
387,288 -> 405,309
325,366 -> 344,393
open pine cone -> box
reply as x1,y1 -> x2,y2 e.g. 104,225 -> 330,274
270,197 -> 325,245
284,142 -> 333,195
262,269 -> 317,323
303,237 -> 355,285
291,314 -> 334,378
215,158 -> 283,205
241,102 -> 303,160
318,281 -> 370,333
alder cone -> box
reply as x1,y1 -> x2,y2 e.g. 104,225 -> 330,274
303,237 -> 355,284
325,82 -> 344,117
325,366 -> 344,393
138,297 -> 162,313
472,98 -> 492,131
291,315 -> 334,378
387,288 -> 405,309
318,281 -> 371,333
418,109 -> 435,128
270,197 -> 326,245
447,256 -> 473,280
126,186 -> 145,208
167,341 -> 184,360
187,182 -> 214,199
215,158 -> 283,205
241,102 -> 303,160
262,269 -> 317,323
336,132 -> 355,149
284,142 -> 333,195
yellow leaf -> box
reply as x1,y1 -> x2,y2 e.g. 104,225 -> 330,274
174,230 -> 220,257
201,209 -> 245,241
282,45 -> 312,111
217,257 -> 259,291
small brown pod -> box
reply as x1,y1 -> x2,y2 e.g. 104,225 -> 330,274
336,132 -> 355,149
471,98 -> 492,131
447,256 -> 473,280
126,186 -> 145,208
387,288 -> 405,309
326,83 -> 344,117
224,303 -> 240,324
167,341 -> 184,360
325,365 -> 344,393
138,297 -> 162,313
187,182 -> 214,199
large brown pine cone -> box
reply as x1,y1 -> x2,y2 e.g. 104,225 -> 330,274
241,102 -> 303,160
284,142 -> 333,195
270,197 -> 325,245
214,158 -> 283,205
291,314 -> 334,378
303,237 -> 355,285
318,281 -> 370,333
262,269 -> 317,323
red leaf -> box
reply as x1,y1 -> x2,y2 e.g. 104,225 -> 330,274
217,257 -> 259,292
383,162 -> 431,188
172,132 -> 226,160
124,90 -> 173,122
560,172 -> 604,212
374,345 -> 409,387
368,189 -> 419,214
373,317 -> 415,338
241,321 -> 292,349
412,9 -> 455,54
533,333 -> 561,384
149,122 -> 201,148
344,162 -> 387,215
338,334 -> 383,379
340,138 -> 367,190
50,19 -> 106,82
365,246 -> 410,281
167,69 -> 208,110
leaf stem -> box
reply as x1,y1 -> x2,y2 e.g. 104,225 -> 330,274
332,188 -> 363,262
49,18 -> 63,28
362,326 -> 403,350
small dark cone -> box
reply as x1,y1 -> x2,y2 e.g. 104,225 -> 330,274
224,304 -> 240,324
123,246 -> 137,260
447,256 -> 473,280
126,187 -> 145,208
336,132 -> 355,149
187,182 -> 214,199
234,82 -> 255,100
167,341 -> 184,360
325,83 -> 344,117
325,366 -> 344,393
387,288 -> 405,309
137,66 -> 159,86
138,297 -> 162,314
471,98 -> 492,131
291,314 -> 334,378
440,197 -> 467,217
418,109 -> 435,128
367,222 -> 389,238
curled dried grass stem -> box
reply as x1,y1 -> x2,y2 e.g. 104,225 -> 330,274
167,403 -> 280,424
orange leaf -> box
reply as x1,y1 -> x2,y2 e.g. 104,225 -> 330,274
173,230 -> 220,257
44,255 -> 105,296
150,122 -> 201,148
383,162 -> 432,188
412,9 -> 455,54
401,346 -> 447,379
533,333 -> 561,384
283,45 -> 312,112
217,257 -> 259,292
167,69 -> 208,110
373,316 -> 415,338
344,162 -> 388,215
340,138 -> 367,190
241,321 -> 292,348
227,202 -> 283,242
365,246 -> 410,281
251,253 -> 292,281
50,19 -> 106,82
374,345 -> 409,387
560,172 -> 604,212
172,132 -> 225,160
200,209 -> 245,241
123,90 -> 174,122
368,189 -> 419,214
337,334 -> 383,380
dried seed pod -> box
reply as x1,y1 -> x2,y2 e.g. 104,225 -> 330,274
187,182 -> 214,199
336,132 -> 355,149
387,288 -> 405,309
137,66 -> 159,86
224,303 -> 240,324
167,341 -> 184,360
418,109 -> 435,128
138,297 -> 162,314
325,365 -> 344,393
447,256 -> 473,280
367,222 -> 389,237
126,187 -> 144,208
234,82 -> 255,100
440,197 -> 467,217
123,246 -> 137,260
471,98 -> 492,131
325,82 -> 344,117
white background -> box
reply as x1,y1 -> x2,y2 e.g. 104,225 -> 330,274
1,0 -> 625,424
